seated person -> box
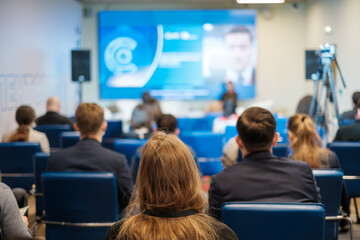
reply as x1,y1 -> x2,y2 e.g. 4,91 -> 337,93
212,99 -> 238,133
209,107 -> 320,220
288,114 -> 350,218
334,100 -> 360,141
122,104 -> 152,140
105,132 -> 238,240
47,103 -> 133,216
0,183 -> 31,239
36,96 -> 74,130
1,105 -> 50,153
142,92 -> 162,127
341,91 -> 360,120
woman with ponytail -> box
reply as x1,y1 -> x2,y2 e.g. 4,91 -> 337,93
288,114 -> 338,168
106,132 -> 237,240
1,106 -> 50,153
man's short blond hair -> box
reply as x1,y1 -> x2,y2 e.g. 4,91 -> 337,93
75,103 -> 104,135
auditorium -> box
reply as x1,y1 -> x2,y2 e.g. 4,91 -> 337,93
0,0 -> 360,239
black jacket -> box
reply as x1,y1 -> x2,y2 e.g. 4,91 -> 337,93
47,138 -> 133,214
36,111 -> 74,130
334,120 -> 360,142
209,151 -> 321,219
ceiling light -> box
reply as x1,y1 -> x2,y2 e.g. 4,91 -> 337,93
236,0 -> 285,3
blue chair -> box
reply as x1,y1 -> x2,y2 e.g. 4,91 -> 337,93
113,139 -> 147,167
276,116 -> 289,143
177,117 -> 213,133
180,131 -> 224,158
60,131 -> 80,148
328,142 -> 360,223
103,120 -> 123,139
198,158 -> 223,176
313,169 -> 353,240
42,172 -> 118,240
224,125 -> 237,143
222,202 -> 325,240
0,142 -> 41,190
35,124 -> 72,148
33,153 -> 50,218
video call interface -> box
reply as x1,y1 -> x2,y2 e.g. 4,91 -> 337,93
98,10 -> 257,100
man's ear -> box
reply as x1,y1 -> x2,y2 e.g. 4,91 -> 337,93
101,121 -> 108,132
175,128 -> 180,136
272,132 -> 280,147
74,123 -> 80,132
235,135 -> 244,150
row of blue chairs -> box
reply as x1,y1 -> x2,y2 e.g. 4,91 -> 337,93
36,170 -> 350,240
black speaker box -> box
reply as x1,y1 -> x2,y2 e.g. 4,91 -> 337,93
72,50 -> 91,81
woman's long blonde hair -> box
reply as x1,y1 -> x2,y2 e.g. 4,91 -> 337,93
288,114 -> 329,169
117,132 -> 218,240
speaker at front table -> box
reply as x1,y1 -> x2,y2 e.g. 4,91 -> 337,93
71,50 -> 91,82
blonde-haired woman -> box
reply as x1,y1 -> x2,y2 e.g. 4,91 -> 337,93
106,132 -> 237,240
288,114 -> 339,169
288,113 -> 350,223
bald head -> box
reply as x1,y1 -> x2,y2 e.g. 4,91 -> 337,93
47,97 -> 60,112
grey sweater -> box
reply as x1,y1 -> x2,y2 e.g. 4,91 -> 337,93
0,183 -> 31,239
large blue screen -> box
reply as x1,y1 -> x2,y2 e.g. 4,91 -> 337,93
98,10 -> 257,100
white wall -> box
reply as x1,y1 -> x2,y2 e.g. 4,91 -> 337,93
305,0 -> 360,113
0,0 -> 82,138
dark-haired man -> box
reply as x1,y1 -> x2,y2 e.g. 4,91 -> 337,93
208,107 -> 320,219
341,91 -> 360,120
47,103 -> 133,215
335,100 -> 360,141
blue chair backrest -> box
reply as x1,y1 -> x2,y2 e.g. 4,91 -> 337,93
42,172 -> 118,240
131,152 -> 142,182
313,169 -> 343,240
198,158 -> 223,176
224,125 -> 237,143
341,119 -> 355,126
60,131 -> 80,148
33,152 -> 50,217
0,142 -> 41,190
35,124 -> 72,148
180,131 -> 224,158
276,117 -> 289,143
222,202 -> 325,240
113,139 -> 147,166
177,117 -> 213,133
103,120 -> 123,139
328,142 -> 360,176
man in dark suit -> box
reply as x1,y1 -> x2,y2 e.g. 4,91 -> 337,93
335,100 -> 360,141
341,91 -> 360,120
36,96 -> 74,130
208,107 -> 320,219
47,103 -> 133,215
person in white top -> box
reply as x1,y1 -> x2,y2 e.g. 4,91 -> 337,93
1,105 -> 50,153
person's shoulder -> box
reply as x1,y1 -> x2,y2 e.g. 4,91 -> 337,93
1,130 -> 15,142
99,145 -> 127,162
30,128 -> 48,139
0,182 -> 11,191
211,219 -> 239,240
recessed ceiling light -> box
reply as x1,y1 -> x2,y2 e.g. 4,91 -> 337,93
236,0 -> 285,3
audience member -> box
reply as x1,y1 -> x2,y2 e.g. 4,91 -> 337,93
1,106 -> 50,153
334,100 -> 360,141
105,132 -> 238,240
122,104 -> 152,139
221,137 -> 239,168
47,103 -> 133,215
208,107 -> 320,219
296,95 -> 318,117
288,113 -> 350,229
36,96 -> 74,129
212,99 -> 238,133
142,92 -> 162,126
341,91 -> 360,120
131,114 -> 197,180
0,183 -> 31,239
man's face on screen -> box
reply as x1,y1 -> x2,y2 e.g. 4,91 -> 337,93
225,32 -> 252,73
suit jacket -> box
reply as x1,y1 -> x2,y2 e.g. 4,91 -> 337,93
334,120 -> 360,141
36,111 -> 74,130
209,151 -> 320,219
47,138 -> 133,214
